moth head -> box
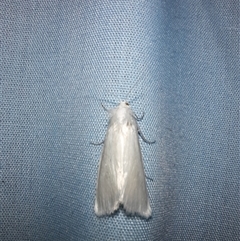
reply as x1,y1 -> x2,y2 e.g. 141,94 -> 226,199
120,101 -> 130,107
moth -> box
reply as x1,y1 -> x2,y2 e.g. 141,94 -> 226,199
93,100 -> 155,218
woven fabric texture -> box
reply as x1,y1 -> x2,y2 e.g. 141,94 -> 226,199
1,1 -> 239,240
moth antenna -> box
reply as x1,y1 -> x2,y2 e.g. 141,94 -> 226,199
99,99 -> 117,107
109,89 -> 121,103
126,79 -> 138,100
125,76 -> 143,102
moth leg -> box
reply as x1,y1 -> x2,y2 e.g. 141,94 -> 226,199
90,140 -> 104,145
145,175 -> 153,182
134,112 -> 145,121
101,103 -> 108,112
138,128 -> 156,144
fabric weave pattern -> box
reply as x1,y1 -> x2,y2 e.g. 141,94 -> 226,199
1,1 -> 239,240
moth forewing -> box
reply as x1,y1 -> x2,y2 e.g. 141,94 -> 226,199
94,101 -> 152,218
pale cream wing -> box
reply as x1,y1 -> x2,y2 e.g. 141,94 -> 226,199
121,122 -> 151,218
94,123 -> 121,216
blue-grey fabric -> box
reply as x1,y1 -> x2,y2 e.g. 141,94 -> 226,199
1,1 -> 239,240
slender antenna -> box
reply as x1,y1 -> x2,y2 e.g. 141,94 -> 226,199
125,75 -> 145,102
101,89 -> 121,106
109,89 -> 121,104
125,77 -> 140,101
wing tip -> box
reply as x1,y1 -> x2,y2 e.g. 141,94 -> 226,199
94,201 -> 120,217
140,206 -> 152,219
124,205 -> 152,219
94,200 -> 152,219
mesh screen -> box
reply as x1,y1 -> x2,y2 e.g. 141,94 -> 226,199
1,1 -> 239,240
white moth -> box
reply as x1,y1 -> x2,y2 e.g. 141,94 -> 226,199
94,101 -> 154,218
